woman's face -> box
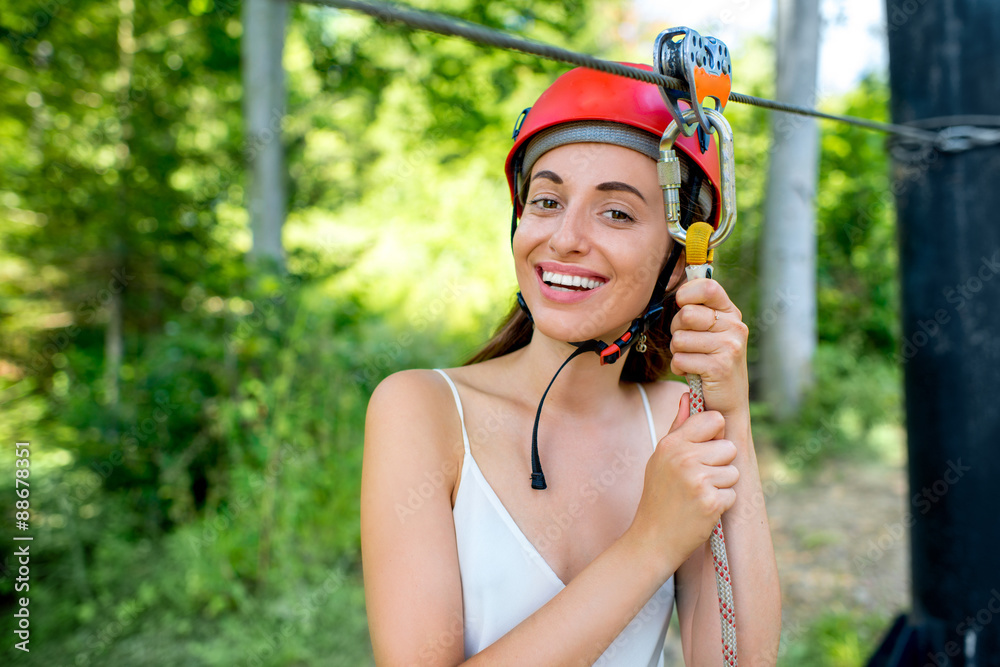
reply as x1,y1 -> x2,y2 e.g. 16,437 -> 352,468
513,142 -> 671,345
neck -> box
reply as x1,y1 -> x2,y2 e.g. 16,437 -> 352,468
511,325 -> 635,417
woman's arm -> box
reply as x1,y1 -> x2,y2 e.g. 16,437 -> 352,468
363,370 -> 739,666
669,278 -> 782,665
362,370 -> 467,665
674,416 -> 781,666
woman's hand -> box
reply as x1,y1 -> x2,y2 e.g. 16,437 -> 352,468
629,393 -> 740,571
669,277 -> 750,417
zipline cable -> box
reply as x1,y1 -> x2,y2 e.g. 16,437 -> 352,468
292,0 -> 1000,150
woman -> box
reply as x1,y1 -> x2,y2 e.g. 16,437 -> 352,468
362,65 -> 781,665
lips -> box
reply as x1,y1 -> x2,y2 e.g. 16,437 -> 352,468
534,262 -> 608,303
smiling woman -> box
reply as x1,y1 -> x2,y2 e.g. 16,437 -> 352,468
361,65 -> 781,666
514,143 -> 670,336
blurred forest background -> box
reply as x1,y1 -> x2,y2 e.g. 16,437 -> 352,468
1,0 -> 904,665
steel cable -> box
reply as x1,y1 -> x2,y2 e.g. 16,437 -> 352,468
292,0 -> 1000,149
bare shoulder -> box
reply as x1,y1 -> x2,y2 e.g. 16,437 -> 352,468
366,366 -> 461,428
364,369 -> 465,487
367,368 -> 454,422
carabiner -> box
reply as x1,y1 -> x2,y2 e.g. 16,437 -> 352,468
658,107 -> 736,250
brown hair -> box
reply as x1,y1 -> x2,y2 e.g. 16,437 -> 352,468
466,153 -> 713,383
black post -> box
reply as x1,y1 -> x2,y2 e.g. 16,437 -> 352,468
869,1 -> 1000,665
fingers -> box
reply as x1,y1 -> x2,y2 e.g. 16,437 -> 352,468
675,278 -> 741,319
669,329 -> 726,355
668,392 -> 690,433
670,303 -> 722,336
669,409 -> 726,443
699,438 -> 738,468
684,439 -> 740,517
716,487 -> 738,514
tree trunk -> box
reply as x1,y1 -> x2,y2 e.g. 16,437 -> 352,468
758,0 -> 821,420
105,0 -> 135,411
867,0 -> 1000,662
241,0 -> 287,271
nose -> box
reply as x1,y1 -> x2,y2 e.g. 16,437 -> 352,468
547,204 -> 591,257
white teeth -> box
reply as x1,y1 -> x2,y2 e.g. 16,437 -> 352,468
541,270 -> 605,290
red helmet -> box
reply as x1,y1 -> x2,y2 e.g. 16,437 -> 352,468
504,64 -> 721,220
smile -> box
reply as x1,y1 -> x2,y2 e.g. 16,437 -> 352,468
540,271 -> 606,292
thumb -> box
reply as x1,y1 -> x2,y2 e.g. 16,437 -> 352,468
668,392 -> 691,433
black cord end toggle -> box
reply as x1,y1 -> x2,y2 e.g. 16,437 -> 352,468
530,472 -> 547,490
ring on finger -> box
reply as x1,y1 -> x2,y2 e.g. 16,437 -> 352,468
710,308 -> 721,331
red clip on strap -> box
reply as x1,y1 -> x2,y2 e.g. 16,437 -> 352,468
599,331 -> 632,365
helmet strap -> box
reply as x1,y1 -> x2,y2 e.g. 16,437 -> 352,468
510,203 -> 519,249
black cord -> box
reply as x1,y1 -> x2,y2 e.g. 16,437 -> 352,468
529,342 -> 599,489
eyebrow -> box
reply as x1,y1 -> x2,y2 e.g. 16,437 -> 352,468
596,181 -> 646,202
530,170 -> 562,184
529,171 -> 646,203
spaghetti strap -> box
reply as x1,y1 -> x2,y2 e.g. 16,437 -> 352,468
434,369 -> 472,456
636,384 -> 658,451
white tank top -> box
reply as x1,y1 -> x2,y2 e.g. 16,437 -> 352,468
435,369 -> 674,666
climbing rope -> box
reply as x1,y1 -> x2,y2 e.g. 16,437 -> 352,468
659,102 -> 740,663
684,221 -> 738,665
293,0 -> 1000,152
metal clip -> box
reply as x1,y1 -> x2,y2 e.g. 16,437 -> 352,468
659,107 -> 736,250
653,27 -> 732,137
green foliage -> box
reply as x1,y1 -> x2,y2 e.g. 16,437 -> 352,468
754,342 -> 903,466
779,608 -> 891,667
815,76 -> 899,356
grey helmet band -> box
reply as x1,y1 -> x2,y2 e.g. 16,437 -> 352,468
516,121 -> 660,204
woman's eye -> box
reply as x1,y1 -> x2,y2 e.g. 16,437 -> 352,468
529,198 -> 559,210
604,209 -> 634,222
